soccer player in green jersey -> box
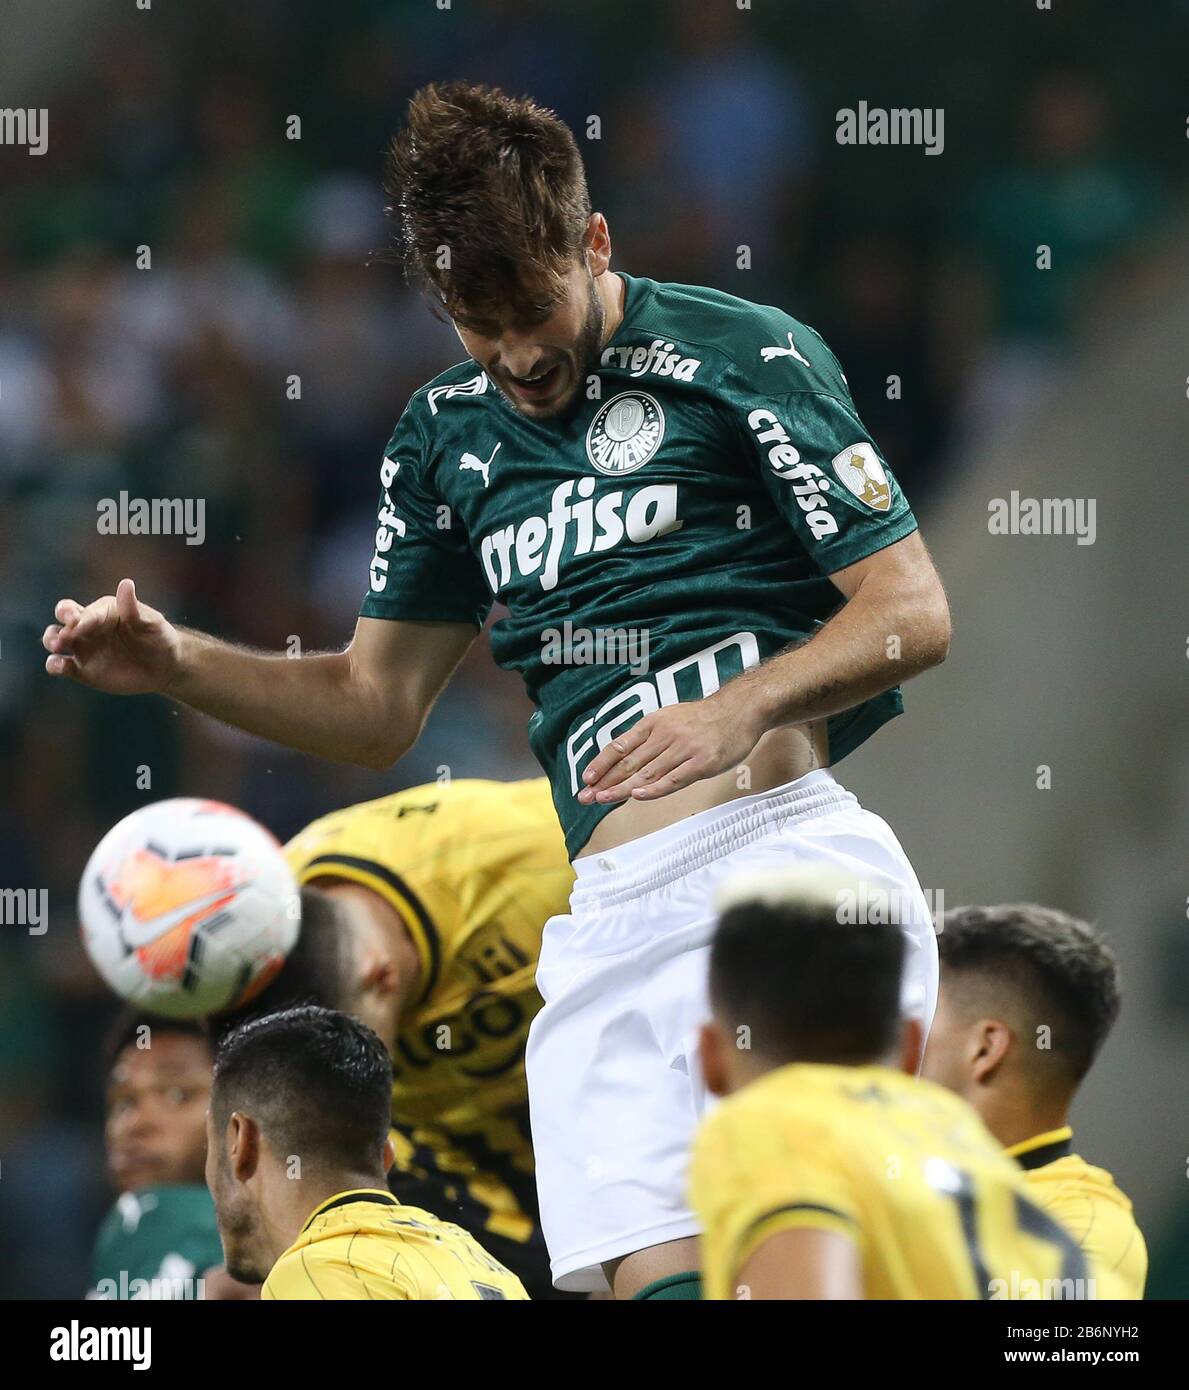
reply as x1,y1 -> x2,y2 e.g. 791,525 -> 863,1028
46,82 -> 951,1298
88,1013 -> 223,1299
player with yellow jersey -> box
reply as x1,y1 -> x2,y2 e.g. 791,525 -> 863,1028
691,869 -> 1099,1300
1005,1129 -> 1144,1300
263,1190 -> 528,1301
922,904 -> 1147,1298
219,777 -> 572,1297
208,1006 -> 528,1300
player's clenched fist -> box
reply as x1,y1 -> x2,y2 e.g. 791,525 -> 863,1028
43,578 -> 181,695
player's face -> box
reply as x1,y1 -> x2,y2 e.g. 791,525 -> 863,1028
205,1108 -> 270,1284
452,259 -> 605,421
917,986 -> 972,1098
105,1034 -> 213,1191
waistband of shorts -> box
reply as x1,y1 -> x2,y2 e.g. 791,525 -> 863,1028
570,770 -> 856,910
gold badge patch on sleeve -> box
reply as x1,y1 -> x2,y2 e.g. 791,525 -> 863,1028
831,442 -> 891,512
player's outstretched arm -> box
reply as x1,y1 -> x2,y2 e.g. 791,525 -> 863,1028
43,579 -> 475,768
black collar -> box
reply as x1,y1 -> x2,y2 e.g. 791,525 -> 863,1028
1014,1135 -> 1074,1172
302,1189 -> 398,1232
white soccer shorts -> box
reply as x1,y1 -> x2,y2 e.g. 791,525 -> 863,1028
524,768 -> 939,1292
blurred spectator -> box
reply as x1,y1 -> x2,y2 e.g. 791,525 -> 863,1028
938,69 -> 1161,452
651,1 -> 815,286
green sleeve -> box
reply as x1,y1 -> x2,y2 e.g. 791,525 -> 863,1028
727,323 -> 918,574
359,404 -> 494,628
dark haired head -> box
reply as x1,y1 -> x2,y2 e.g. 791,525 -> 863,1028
211,1005 -> 392,1174
104,1008 -> 211,1076
208,887 -> 350,1044
936,904 -> 1120,1086
384,81 -> 592,323
709,875 -> 907,1068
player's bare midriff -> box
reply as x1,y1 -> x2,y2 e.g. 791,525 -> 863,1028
577,720 -> 831,857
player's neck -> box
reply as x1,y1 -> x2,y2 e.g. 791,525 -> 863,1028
264,1168 -> 390,1260
597,269 -> 627,346
980,1086 -> 1071,1151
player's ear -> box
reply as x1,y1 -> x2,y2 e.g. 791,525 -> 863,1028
970,1017 -> 1011,1083
228,1111 -> 260,1182
381,1133 -> 396,1174
899,1016 -> 925,1076
586,213 -> 611,274
358,944 -> 401,998
698,1021 -> 730,1098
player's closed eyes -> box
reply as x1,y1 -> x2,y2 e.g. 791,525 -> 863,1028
460,305 -> 556,337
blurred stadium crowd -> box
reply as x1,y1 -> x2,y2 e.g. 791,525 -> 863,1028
0,0 -> 1184,1295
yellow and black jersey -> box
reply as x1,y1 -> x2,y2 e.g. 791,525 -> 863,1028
690,1064 -> 1104,1301
261,1189 -> 529,1300
1007,1127 -> 1147,1300
284,779 -> 573,1288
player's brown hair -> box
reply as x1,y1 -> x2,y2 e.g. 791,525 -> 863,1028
383,81 -> 593,323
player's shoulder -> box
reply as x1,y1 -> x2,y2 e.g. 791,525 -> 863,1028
698,1063 -> 852,1155
295,777 -> 549,832
285,779 -> 472,852
708,1064 -> 994,1156
387,359 -> 496,453
264,1240 -> 408,1301
1024,1155 -> 1148,1296
632,274 -> 850,401
97,1185 -> 216,1241
90,1186 -> 221,1297
1029,1153 -> 1137,1215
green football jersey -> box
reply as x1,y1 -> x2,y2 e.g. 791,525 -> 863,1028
88,1185 -> 222,1299
361,273 -> 918,856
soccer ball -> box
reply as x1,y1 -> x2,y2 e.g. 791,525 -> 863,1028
78,798 -> 300,1019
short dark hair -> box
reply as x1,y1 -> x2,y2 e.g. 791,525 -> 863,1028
104,1009 -> 211,1076
211,1006 -> 392,1173
938,904 -> 1120,1085
208,887 -> 349,1044
384,81 -> 592,322
710,898 -> 906,1066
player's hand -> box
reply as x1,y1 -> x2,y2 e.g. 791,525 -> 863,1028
43,578 -> 182,695
577,688 -> 765,805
